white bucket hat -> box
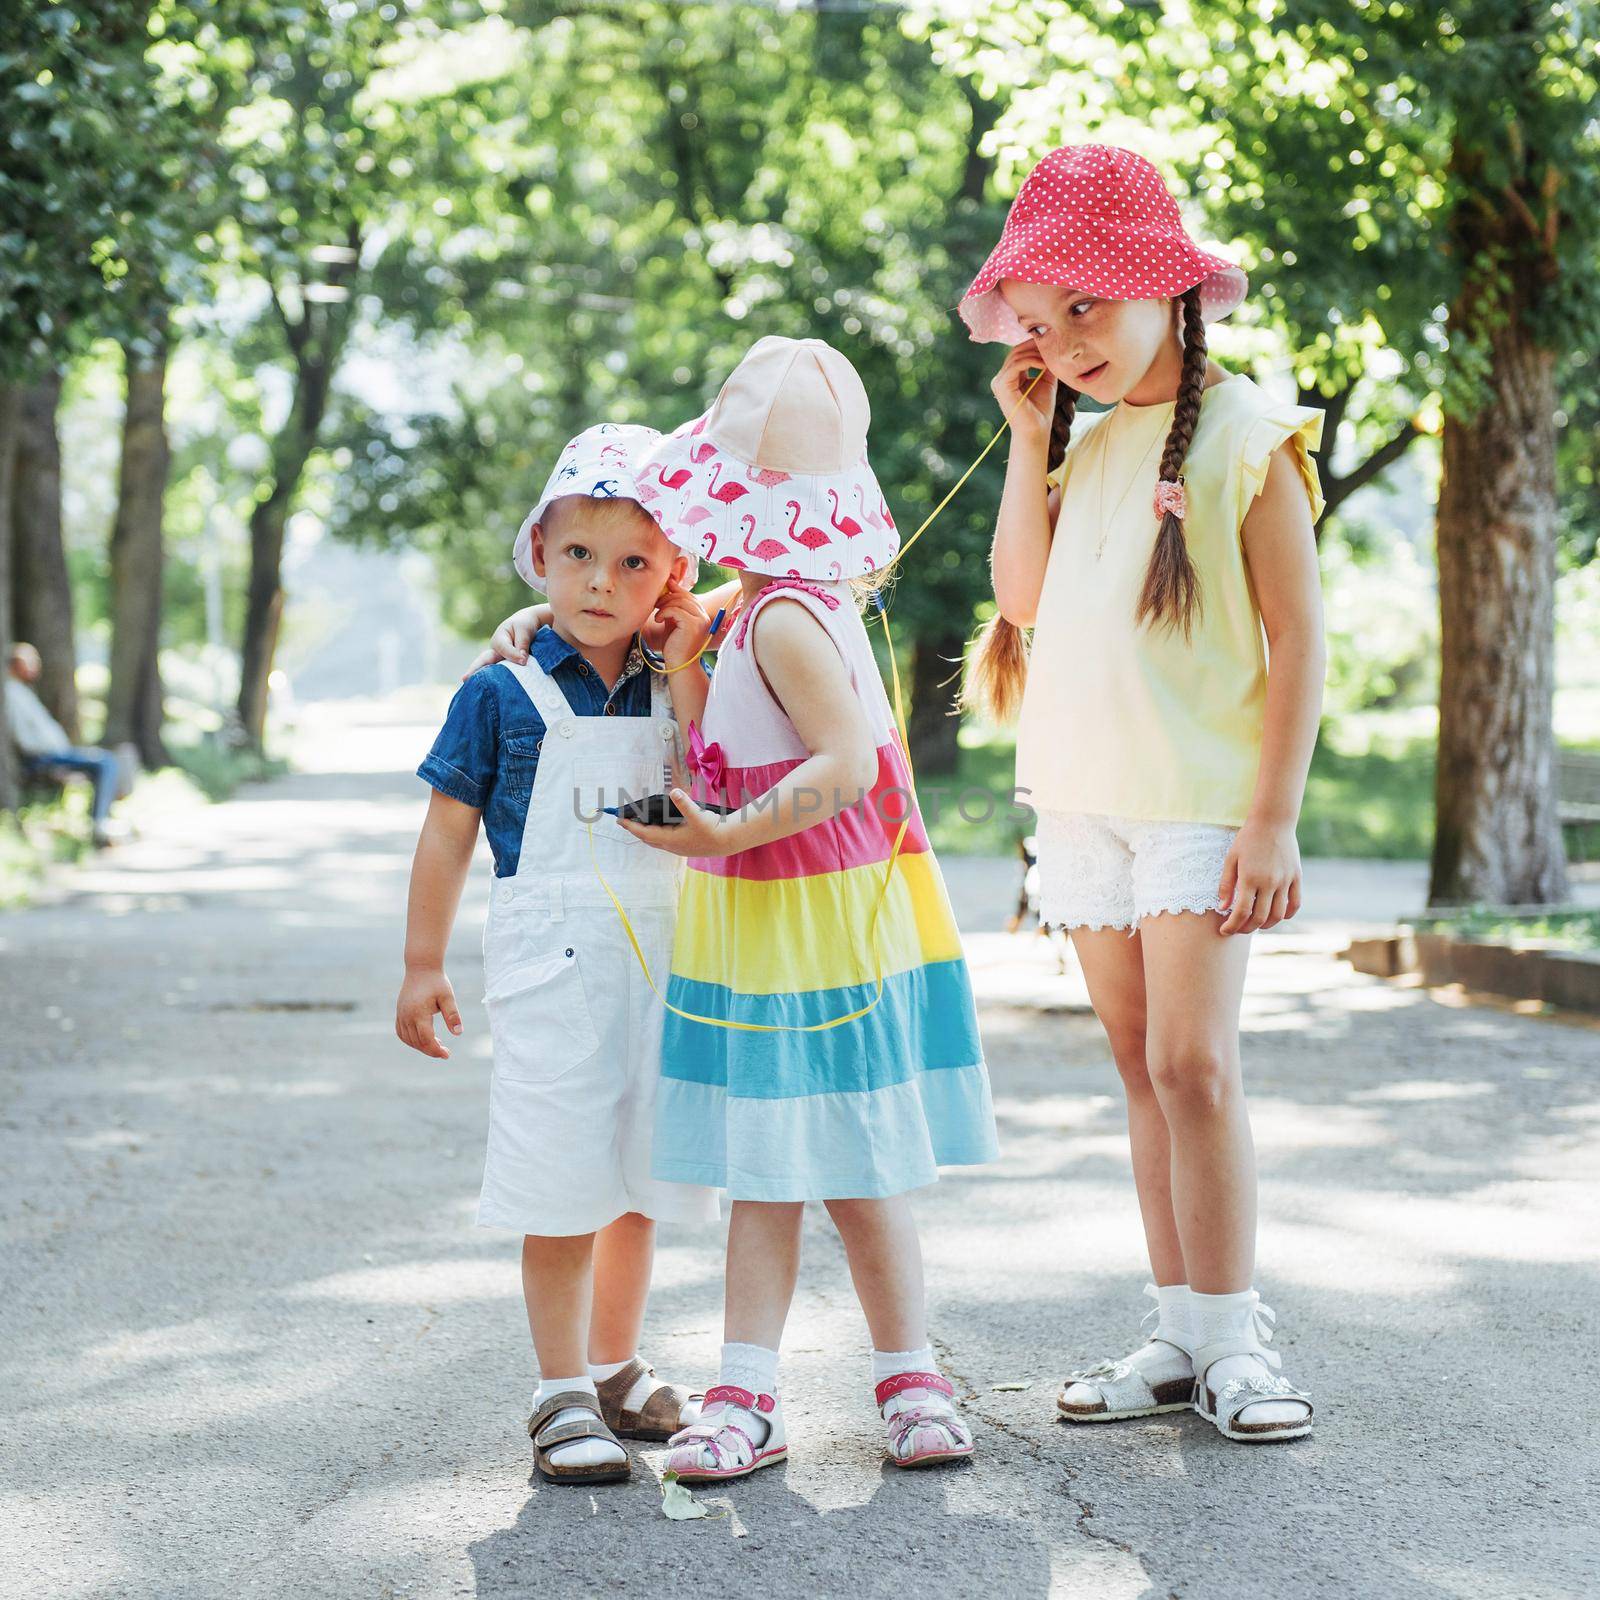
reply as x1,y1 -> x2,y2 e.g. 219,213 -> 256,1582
513,422 -> 698,591
635,337 -> 899,581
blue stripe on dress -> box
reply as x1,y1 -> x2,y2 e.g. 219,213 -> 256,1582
651,1066 -> 999,1201
660,957 -> 982,1100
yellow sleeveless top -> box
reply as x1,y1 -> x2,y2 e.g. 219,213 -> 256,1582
1016,372 -> 1325,827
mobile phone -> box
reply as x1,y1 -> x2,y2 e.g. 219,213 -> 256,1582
605,792 -> 738,827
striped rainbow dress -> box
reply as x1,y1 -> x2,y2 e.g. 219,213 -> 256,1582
652,578 -> 998,1201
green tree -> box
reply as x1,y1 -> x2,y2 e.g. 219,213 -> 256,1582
928,0 -> 1600,902
333,1 -> 1026,774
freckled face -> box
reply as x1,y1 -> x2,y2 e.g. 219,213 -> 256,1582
998,279 -> 1175,404
531,498 -> 687,647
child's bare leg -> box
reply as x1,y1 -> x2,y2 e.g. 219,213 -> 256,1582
522,1232 -> 626,1469
826,1195 -> 972,1465
724,1200 -> 804,1348
1136,913 -> 1255,1292
1059,926 -> 1198,1419
1068,925 -> 1186,1284
523,1232 -> 596,1374
824,1195 -> 926,1350
588,1211 -> 654,1364
1138,912 -> 1305,1429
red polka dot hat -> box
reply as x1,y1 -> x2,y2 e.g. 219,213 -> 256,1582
959,144 -> 1248,343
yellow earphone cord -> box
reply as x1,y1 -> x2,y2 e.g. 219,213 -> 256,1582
588,367 -> 1049,1034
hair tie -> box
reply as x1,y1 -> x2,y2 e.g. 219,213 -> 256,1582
1153,478 -> 1187,521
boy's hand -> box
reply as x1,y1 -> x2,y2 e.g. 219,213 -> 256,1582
1217,820 -> 1303,936
653,583 -> 713,669
396,966 -> 463,1058
618,789 -> 739,857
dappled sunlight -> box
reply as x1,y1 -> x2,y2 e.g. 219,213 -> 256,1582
1352,1079 -> 1496,1103
7,699 -> 1596,1599
286,1259 -> 518,1307
1247,1096 -> 1392,1152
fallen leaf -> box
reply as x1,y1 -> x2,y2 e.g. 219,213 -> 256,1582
660,1471 -> 722,1521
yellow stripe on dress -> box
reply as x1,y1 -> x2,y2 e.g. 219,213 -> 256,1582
672,850 -> 964,997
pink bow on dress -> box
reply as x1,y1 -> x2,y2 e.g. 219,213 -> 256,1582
685,720 -> 727,794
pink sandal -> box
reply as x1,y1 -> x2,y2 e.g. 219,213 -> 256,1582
877,1372 -> 975,1469
663,1384 -> 788,1482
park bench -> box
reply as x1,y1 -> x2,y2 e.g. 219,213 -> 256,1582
1559,752 -> 1600,860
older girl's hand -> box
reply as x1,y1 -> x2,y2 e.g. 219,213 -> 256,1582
461,606 -> 543,678
1217,819 -> 1303,936
990,339 -> 1057,455
618,789 -> 739,858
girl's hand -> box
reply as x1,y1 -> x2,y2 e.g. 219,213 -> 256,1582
461,606 -> 544,678
1217,820 -> 1303,936
396,966 -> 463,1059
654,583 -> 713,670
618,788 -> 739,857
990,339 -> 1058,455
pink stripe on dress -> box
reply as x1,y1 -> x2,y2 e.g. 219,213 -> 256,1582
690,737 -> 929,880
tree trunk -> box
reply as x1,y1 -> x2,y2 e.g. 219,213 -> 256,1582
236,412 -> 321,750
1429,264 -> 1568,906
105,334 -> 171,767
9,371 -> 78,741
235,338 -> 340,750
907,630 -> 966,778
0,384 -> 19,811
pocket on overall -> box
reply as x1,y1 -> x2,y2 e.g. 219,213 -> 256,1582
573,756 -> 661,858
485,947 -> 599,1083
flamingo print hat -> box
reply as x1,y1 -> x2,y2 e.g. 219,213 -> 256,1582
513,422 -> 698,593
634,336 -> 899,582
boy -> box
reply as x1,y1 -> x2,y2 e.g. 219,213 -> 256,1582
396,424 -> 719,1484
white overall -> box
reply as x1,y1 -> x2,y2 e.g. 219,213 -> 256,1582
476,656 -> 720,1236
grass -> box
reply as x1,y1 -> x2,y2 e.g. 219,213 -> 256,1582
0,732 -> 288,910
169,737 -> 290,802
1410,909 -> 1600,953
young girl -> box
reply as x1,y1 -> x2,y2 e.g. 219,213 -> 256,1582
603,335 -> 1001,1479
962,144 -> 1323,1442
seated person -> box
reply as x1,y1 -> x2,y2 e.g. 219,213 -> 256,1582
5,643 -> 122,847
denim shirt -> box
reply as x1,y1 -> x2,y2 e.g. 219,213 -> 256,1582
417,626 -> 655,877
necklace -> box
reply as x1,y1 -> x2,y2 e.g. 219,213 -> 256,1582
1093,405 -> 1171,560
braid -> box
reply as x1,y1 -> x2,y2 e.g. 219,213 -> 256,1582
1047,380 -> 1078,473
963,375 -> 1081,723
1135,285 -> 1206,636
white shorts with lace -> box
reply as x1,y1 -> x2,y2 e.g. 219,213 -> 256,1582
1035,810 -> 1237,933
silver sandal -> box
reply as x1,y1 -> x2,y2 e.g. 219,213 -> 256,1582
1058,1283 -> 1196,1423
1192,1296 -> 1313,1443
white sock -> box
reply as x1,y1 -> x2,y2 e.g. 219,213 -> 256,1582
532,1374 -> 626,1469
589,1353 -> 656,1416
671,1341 -> 778,1468
718,1340 -> 779,1400
1062,1288 -> 1192,1409
1192,1289 -> 1309,1427
1154,1283 -> 1195,1355
871,1345 -> 937,1386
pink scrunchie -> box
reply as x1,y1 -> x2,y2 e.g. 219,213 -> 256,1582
1153,479 -> 1187,521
